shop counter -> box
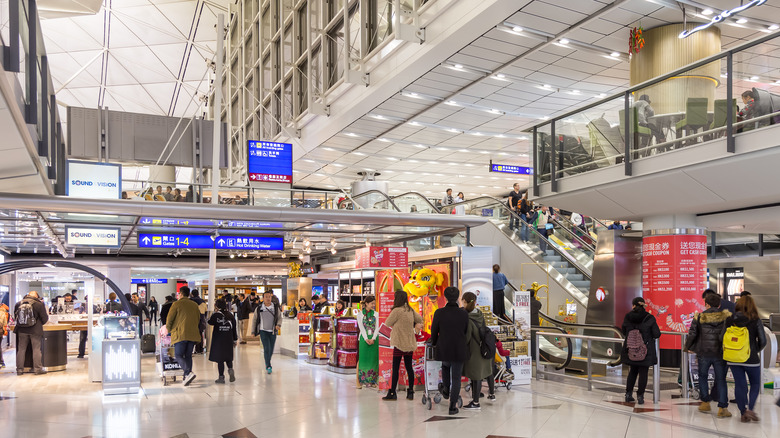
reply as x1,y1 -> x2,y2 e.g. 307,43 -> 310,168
19,323 -> 71,372
279,317 -> 307,358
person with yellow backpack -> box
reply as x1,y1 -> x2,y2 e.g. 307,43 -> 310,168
723,294 -> 766,423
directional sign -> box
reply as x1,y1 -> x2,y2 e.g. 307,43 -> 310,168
215,236 -> 284,250
65,226 -> 121,248
139,217 -> 217,227
138,234 -> 215,249
247,140 -> 293,184
490,164 -> 533,175
226,221 -> 284,228
131,279 -> 168,284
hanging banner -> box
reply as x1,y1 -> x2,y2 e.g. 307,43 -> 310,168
642,234 -> 708,349
376,269 -> 418,391
512,290 -> 532,385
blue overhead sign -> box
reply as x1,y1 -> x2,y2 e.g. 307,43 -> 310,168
139,217 -> 217,227
138,234 -> 215,249
247,140 -> 293,184
215,236 -> 284,250
227,221 -> 284,228
490,164 -> 533,175
131,279 -> 168,284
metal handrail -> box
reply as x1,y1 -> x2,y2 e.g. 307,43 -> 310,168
531,325 -> 573,371
538,311 -> 623,340
337,189 -> 403,212
389,191 -> 442,213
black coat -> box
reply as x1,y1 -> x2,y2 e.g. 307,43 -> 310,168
237,299 -> 252,320
621,308 -> 661,367
684,308 -> 731,358
160,302 -> 173,325
725,311 -> 767,365
430,302 -> 470,362
208,311 -> 237,363
530,297 -> 542,326
149,300 -> 159,313
13,296 -> 49,336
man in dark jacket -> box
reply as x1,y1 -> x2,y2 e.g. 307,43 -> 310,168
622,297 -> 661,405
684,293 -> 732,417
125,293 -> 143,336
237,293 -> 252,344
702,289 -> 735,314
14,291 -> 49,375
160,295 -> 174,325
430,286 -> 469,415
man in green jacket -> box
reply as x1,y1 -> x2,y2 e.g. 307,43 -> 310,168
166,286 -> 202,386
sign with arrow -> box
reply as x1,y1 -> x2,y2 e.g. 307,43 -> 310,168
138,233 -> 284,250
139,217 -> 217,227
215,236 -> 284,250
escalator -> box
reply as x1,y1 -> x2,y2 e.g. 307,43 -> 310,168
535,311 -> 624,374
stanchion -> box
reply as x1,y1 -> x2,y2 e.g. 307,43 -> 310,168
653,339 -> 660,404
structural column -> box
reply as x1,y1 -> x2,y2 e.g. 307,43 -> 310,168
641,215 -> 708,367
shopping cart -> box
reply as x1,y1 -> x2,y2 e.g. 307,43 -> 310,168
420,342 -> 463,410
684,351 -> 713,400
494,354 -> 514,391
156,328 -> 184,386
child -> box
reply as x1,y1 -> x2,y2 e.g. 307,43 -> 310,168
208,299 -> 238,383
495,339 -> 513,379
414,322 -> 430,344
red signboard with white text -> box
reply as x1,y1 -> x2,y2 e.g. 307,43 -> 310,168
354,246 -> 408,269
642,234 -> 708,349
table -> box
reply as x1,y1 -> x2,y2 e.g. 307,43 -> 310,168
19,323 -> 72,372
648,111 -> 714,141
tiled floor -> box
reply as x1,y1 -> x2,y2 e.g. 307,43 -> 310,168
1,345 -> 779,438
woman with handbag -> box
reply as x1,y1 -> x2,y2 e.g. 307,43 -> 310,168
356,297 -> 379,389
382,290 -> 423,401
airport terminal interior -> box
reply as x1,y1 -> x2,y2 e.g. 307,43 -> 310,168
1,0 -> 780,437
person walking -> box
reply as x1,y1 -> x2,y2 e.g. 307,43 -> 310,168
160,295 -> 174,325
684,293 -> 732,418
725,294 -> 767,422
165,286 -> 202,386
14,291 -> 49,375
209,298 -> 238,384
149,296 -> 159,325
190,290 -> 207,354
622,297 -> 661,405
237,293 -> 251,344
462,292 -> 494,410
0,303 -> 9,368
382,290 -> 423,401
252,291 -> 281,374
492,265 -> 509,320
356,296 -> 379,389
430,286 -> 469,415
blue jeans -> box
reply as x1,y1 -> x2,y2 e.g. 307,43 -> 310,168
698,356 -> 728,408
174,340 -> 196,376
259,331 -> 277,368
520,214 -> 529,241
537,228 -> 548,252
731,365 -> 761,414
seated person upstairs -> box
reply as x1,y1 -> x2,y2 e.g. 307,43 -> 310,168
632,94 -> 665,145
738,90 -> 755,121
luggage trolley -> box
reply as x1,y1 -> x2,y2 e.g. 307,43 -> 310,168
684,351 -> 714,400
156,329 -> 184,386
420,342 -> 463,410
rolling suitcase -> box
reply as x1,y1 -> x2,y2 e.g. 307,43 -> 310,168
142,333 -> 155,353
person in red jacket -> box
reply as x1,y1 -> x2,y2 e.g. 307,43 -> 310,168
495,339 -> 513,377
414,322 -> 430,344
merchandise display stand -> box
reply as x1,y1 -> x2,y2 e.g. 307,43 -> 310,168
328,311 -> 359,375
338,269 -> 376,306
307,310 -> 332,365
298,311 -> 311,356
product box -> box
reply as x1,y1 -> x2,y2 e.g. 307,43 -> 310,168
515,341 -> 529,357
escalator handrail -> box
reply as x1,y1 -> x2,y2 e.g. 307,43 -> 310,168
338,189 -> 402,212
531,325 -> 573,371
538,310 -> 623,366
389,191 -> 442,214
548,216 -> 596,253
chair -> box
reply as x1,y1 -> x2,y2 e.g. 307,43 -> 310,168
619,108 -> 652,158
709,98 -> 737,138
675,97 -> 709,142
143,194 -> 154,201
154,195 -> 167,202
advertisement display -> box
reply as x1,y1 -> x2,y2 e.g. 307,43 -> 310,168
376,269 -> 420,391
354,247 -> 408,269
404,263 -> 451,334
512,291 -> 532,385
723,268 -> 744,303
65,226 -> 121,248
460,246 -> 493,308
67,160 -> 121,199
247,140 -> 293,183
642,234 -> 708,349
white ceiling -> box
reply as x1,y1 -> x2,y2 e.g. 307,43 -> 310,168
38,0 -> 780,204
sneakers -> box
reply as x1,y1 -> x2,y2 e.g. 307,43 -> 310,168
215,376 -> 225,384
228,368 -> 235,382
34,370 -> 47,375
382,390 -> 397,401
625,393 -> 635,403
487,394 -> 496,402
183,373 -> 196,386
448,407 -> 459,415
637,395 -> 644,405
717,408 -> 732,418
463,401 -> 481,410
266,367 -> 272,374
698,402 -> 711,413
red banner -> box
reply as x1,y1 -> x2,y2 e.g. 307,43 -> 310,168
642,235 -> 708,349
355,247 -> 408,269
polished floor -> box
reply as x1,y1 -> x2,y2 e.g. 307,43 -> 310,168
1,343 -> 779,438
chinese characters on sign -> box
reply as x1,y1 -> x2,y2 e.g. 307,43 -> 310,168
490,163 -> 534,175
247,140 -> 293,184
642,235 -> 708,349
354,247 -> 409,269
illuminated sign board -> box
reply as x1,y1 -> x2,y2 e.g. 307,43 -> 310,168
65,226 -> 121,247
139,217 -> 217,227
247,141 -> 293,184
490,163 -> 533,175
138,233 -> 284,251
66,160 -> 122,199
131,279 -> 168,284
215,236 -> 284,250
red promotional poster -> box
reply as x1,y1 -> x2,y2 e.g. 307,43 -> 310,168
642,235 -> 707,349
355,247 -> 409,269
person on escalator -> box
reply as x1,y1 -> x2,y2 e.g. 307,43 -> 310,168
532,206 -> 550,252
519,192 -> 532,242
508,183 -> 523,231
621,297 -> 660,405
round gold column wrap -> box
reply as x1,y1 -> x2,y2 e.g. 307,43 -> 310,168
629,23 -> 721,114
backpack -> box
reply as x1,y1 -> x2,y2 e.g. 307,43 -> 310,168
478,323 -> 497,359
723,326 -> 750,363
16,300 -> 37,327
626,328 -> 648,362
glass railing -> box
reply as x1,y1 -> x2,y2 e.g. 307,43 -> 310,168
529,31 -> 780,188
